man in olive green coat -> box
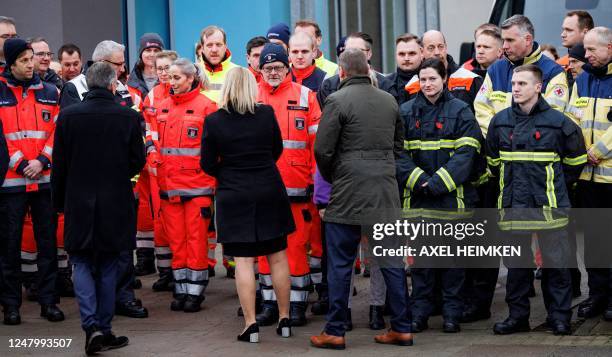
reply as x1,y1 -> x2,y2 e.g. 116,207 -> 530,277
311,48 -> 413,349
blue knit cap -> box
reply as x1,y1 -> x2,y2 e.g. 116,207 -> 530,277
259,43 -> 289,69
266,23 -> 290,47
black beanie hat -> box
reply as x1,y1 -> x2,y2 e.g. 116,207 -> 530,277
3,38 -> 31,70
569,43 -> 587,63
266,23 -> 290,47
259,43 -> 289,69
138,33 -> 164,57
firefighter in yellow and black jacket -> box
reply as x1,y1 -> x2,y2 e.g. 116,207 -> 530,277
486,65 -> 586,336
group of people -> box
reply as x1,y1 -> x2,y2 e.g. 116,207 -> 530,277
0,9 -> 610,354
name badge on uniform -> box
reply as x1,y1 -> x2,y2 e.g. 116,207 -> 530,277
187,127 -> 199,138
295,117 -> 305,130
41,109 -> 51,122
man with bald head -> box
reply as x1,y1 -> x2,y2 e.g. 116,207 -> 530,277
414,30 -> 483,109
566,26 -> 612,322
289,32 -> 327,92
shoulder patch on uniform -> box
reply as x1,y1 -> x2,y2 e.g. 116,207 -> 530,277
552,85 -> 565,97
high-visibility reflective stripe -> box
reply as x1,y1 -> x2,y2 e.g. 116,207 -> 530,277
21,264 -> 38,272
436,167 -> 456,192
401,208 -> 473,220
498,218 -> 569,231
454,137 -> 481,152
497,163 -> 505,209
580,120 -> 611,131
310,272 -> 323,284
160,147 -> 200,156
487,156 -> 501,167
157,260 -> 171,268
259,274 -> 273,287
290,274 -> 311,288
136,239 -> 154,249
407,167 -> 425,190
286,187 -> 308,196
290,289 -> 309,302
155,246 -> 172,255
562,154 -> 587,166
21,251 -> 38,260
473,171 -> 490,186
43,146 -> 53,156
594,142 -> 611,159
456,185 -> 465,209
56,248 -> 67,257
308,124 -> 318,134
545,163 -> 557,208
136,230 -> 154,238
161,187 -> 214,197
593,166 -> 612,177
146,146 -> 156,155
283,140 -> 307,149
9,151 -> 24,168
545,97 -> 566,109
5,130 -> 49,140
309,256 -> 322,268
150,132 -> 159,140
567,105 -> 583,119
58,260 -> 68,268
299,86 -> 310,108
499,151 -> 560,162
2,175 -> 50,188
262,289 -> 277,301
404,139 -> 456,150
145,122 -> 151,131
403,186 -> 411,209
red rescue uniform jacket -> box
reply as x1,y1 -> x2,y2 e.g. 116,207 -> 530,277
0,74 -> 58,193
151,86 -> 217,201
257,74 -> 321,200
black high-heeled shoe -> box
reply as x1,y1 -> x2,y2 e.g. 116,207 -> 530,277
276,317 -> 292,338
237,323 -> 259,343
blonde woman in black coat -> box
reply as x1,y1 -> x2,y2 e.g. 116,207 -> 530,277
201,67 -> 295,343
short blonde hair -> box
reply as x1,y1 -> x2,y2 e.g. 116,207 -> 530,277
219,67 -> 257,115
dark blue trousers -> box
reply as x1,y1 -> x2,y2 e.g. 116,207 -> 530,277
71,253 -> 119,333
324,222 -> 411,336
116,250 -> 136,304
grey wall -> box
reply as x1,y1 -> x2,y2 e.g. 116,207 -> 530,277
2,0 -> 123,62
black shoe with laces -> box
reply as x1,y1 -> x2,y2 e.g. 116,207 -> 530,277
3,306 -> 20,325
101,332 -> 129,351
84,326 -> 104,356
40,304 -> 65,322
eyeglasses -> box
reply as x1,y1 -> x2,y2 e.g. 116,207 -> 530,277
156,65 -> 170,73
0,33 -> 17,40
104,59 -> 126,67
34,51 -> 54,58
262,65 -> 287,74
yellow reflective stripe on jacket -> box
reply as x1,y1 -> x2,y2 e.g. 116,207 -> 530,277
498,217 -> 568,231
456,185 -> 465,209
499,151 -> 560,162
407,167 -> 425,190
497,163 -> 505,209
436,167 -> 456,192
402,208 -> 473,220
545,163 -> 557,208
487,156 -> 501,167
404,137 -> 480,152
562,154 -> 587,166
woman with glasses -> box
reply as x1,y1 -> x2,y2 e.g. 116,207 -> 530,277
142,50 -> 178,292
200,67 -> 295,343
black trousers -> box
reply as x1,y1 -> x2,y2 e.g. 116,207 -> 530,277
576,181 -> 612,305
0,190 -> 58,307
503,229 -> 572,323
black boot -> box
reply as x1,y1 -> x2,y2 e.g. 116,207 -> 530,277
101,332 -> 129,351
312,284 -> 329,315
116,300 -> 149,318
256,303 -> 279,326
183,295 -> 204,313
369,305 -> 386,330
171,294 -> 187,311
208,266 -> 216,278
3,306 -> 21,325
152,268 -> 174,292
289,302 -> 308,326
84,325 -> 104,355
40,304 -> 65,322
57,267 -> 75,297
493,317 -> 530,334
134,248 -> 155,276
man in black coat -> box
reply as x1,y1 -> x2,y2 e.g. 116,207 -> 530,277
51,62 -> 145,355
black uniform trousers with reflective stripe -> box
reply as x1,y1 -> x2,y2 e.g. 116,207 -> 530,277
576,181 -> 612,305
0,190 -> 58,307
502,229 -> 572,323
